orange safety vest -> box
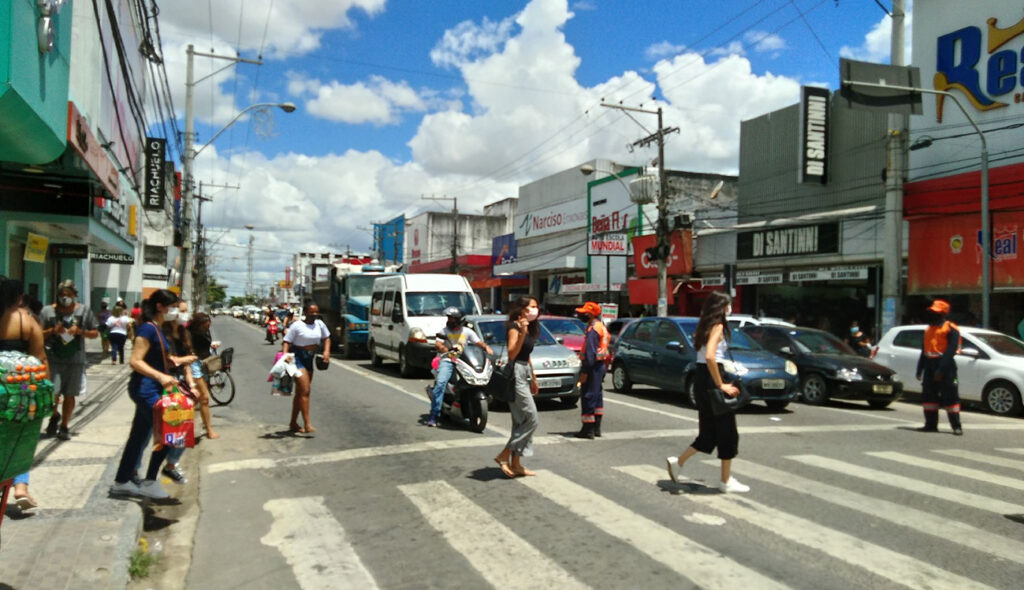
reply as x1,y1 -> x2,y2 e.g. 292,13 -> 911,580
589,321 -> 610,361
923,321 -> 961,358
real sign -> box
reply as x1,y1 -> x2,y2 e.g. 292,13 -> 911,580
144,137 -> 166,210
91,252 -> 134,265
799,86 -> 830,184
587,233 -> 629,256
736,223 -> 839,260
515,200 -> 588,240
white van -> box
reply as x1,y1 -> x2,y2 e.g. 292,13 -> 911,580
368,274 -> 482,377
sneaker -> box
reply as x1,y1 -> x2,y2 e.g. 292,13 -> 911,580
953,428 -> 963,436
130,475 -> 144,486
425,418 -> 438,428
45,415 -> 59,437
718,477 -> 750,494
57,425 -> 71,441
665,456 -> 681,484
110,481 -> 142,497
137,479 -> 170,500
162,466 -> 188,484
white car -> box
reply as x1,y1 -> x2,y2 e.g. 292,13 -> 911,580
874,325 -> 1024,416
728,314 -> 796,329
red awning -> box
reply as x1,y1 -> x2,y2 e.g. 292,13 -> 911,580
904,161 -> 1024,218
470,277 -> 529,289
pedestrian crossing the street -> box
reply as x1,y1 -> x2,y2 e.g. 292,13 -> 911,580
260,447 -> 1024,589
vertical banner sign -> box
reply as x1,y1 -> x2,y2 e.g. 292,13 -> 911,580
24,233 -> 49,263
799,86 -> 830,184
144,137 -> 166,210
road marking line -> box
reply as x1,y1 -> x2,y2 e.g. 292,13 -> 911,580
615,464 -> 996,590
867,451 -> 1024,491
786,455 -> 1024,515
933,448 -> 1024,472
336,359 -> 511,438
519,470 -> 790,590
261,496 -> 377,590
602,396 -> 699,422
710,459 -> 1024,566
996,447 -> 1024,456
398,480 -> 590,589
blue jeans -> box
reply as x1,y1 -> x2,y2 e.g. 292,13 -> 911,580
430,359 -> 454,420
114,388 -> 169,483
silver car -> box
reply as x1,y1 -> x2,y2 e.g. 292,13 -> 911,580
466,315 -> 582,407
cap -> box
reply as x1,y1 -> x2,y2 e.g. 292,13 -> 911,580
575,301 -> 602,316
57,279 -> 77,295
928,299 -> 950,314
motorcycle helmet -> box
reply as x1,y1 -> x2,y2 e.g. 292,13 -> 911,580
443,307 -> 464,321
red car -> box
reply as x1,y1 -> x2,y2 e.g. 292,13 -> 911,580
538,316 -> 587,358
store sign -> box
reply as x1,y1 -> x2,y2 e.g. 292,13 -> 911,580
737,223 -> 839,260
143,272 -> 169,281
24,233 -> 48,263
94,195 -> 131,242
799,86 -> 830,184
735,271 -> 783,286
492,233 -> 526,279
632,231 -> 693,277
515,200 -> 588,239
588,233 -> 629,256
789,267 -> 868,282
909,211 -> 1024,293
49,243 -> 88,259
144,137 -> 166,210
699,275 -> 725,288
561,282 -> 626,294
67,102 -> 119,200
91,252 -> 134,265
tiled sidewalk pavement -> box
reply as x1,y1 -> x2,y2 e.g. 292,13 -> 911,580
1,338 -> 141,589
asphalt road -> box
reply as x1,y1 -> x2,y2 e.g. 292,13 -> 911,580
185,317 -> 1024,590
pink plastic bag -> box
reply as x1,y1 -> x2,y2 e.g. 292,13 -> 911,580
431,356 -> 440,371
268,351 -> 285,382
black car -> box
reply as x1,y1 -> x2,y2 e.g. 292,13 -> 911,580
741,325 -> 902,408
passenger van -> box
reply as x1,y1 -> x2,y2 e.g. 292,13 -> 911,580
368,274 -> 481,377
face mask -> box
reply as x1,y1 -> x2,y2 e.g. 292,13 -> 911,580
59,296 -> 74,307
850,327 -> 859,335
177,312 -> 191,325
164,308 -> 179,322
525,308 -> 539,322
304,314 -> 318,324
447,320 -> 460,330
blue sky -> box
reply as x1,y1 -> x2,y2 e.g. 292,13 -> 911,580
154,0 -> 906,296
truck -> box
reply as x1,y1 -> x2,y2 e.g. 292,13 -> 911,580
311,259 -> 400,358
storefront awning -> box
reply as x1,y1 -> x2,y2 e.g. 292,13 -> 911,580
494,243 -> 587,275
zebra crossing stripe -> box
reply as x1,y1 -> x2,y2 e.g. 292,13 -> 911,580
709,459 -> 1024,566
786,455 -> 1024,515
398,481 -> 589,590
261,497 -> 378,590
518,470 -> 791,590
932,449 -> 1024,472
996,447 -> 1024,456
614,464 -> 997,590
867,452 -> 1024,492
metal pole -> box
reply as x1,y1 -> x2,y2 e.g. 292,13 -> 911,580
605,253 -> 611,304
656,108 -> 669,317
882,0 -> 906,335
981,146 -> 990,328
180,44 -> 195,305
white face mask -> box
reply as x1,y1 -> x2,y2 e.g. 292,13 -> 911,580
59,296 -> 74,307
164,308 -> 179,322
525,308 -> 539,322
177,312 -> 190,325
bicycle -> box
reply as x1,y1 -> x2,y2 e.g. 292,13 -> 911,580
205,347 -> 236,406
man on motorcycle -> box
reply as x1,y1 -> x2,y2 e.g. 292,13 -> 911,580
425,307 -> 492,427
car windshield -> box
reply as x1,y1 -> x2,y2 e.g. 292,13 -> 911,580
405,292 -> 476,317
793,330 -> 855,355
346,275 -> 379,298
677,322 -> 760,351
973,333 -> 1024,357
475,321 -> 557,346
540,318 -> 585,335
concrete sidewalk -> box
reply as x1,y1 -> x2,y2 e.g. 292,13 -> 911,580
1,338 -> 142,589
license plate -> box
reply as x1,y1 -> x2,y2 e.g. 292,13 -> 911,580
761,379 -> 785,390
872,384 -> 893,394
537,378 -> 562,389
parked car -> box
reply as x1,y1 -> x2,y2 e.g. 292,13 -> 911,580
741,325 -> 902,408
609,317 -> 800,409
538,315 -> 586,358
874,325 -> 1024,417
728,314 -> 796,329
606,318 -> 635,346
467,315 -> 581,407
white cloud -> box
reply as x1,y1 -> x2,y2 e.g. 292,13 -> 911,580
571,1 -> 597,11
708,40 -> 746,57
645,41 -> 687,61
839,1 -> 913,64
430,16 -> 518,68
297,76 -> 428,125
744,31 -> 786,53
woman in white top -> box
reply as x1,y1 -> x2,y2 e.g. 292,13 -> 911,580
281,302 -> 331,434
665,292 -> 750,493
106,305 -> 133,364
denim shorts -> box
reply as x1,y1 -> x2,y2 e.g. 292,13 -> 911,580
190,360 -> 204,379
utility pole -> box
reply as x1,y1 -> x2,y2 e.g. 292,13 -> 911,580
245,225 -> 255,298
602,103 -> 679,316
193,181 -> 238,311
882,0 -> 906,336
422,195 -> 458,274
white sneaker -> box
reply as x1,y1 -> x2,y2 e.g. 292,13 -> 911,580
718,477 -> 750,494
665,456 -> 682,484
138,479 -> 170,500
110,481 -> 141,497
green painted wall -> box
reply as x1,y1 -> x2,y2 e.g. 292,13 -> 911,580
0,0 -> 73,163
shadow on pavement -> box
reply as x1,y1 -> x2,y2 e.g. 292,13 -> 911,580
465,467 -> 514,482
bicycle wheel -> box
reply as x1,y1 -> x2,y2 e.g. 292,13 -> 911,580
208,370 -> 236,405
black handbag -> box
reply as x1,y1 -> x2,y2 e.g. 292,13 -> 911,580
314,345 -> 330,371
707,349 -> 752,416
486,361 -> 516,403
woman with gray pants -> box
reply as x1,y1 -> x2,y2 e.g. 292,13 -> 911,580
493,295 -> 541,478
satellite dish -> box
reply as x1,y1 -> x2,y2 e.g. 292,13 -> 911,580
709,180 -> 724,200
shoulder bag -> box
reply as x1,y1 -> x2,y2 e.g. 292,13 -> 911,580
486,359 -> 516,404
707,348 -> 752,416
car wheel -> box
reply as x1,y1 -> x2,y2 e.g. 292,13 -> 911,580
765,400 -> 790,410
984,380 -> 1023,416
867,399 -> 892,409
612,362 -> 632,394
369,340 -> 382,367
686,377 -> 698,407
800,373 -> 829,405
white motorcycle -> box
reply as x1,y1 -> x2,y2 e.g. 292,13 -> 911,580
426,343 -> 493,433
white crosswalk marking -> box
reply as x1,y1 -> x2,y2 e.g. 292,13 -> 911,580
867,451 -> 1024,491
398,480 -> 589,589
787,455 -> 1024,515
261,497 -> 378,590
614,464 -> 997,590
706,459 -> 1024,566
996,448 -> 1024,456
518,470 -> 791,590
933,449 -> 1024,472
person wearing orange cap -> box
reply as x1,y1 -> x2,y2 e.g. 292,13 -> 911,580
574,301 -> 608,439
915,299 -> 963,435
